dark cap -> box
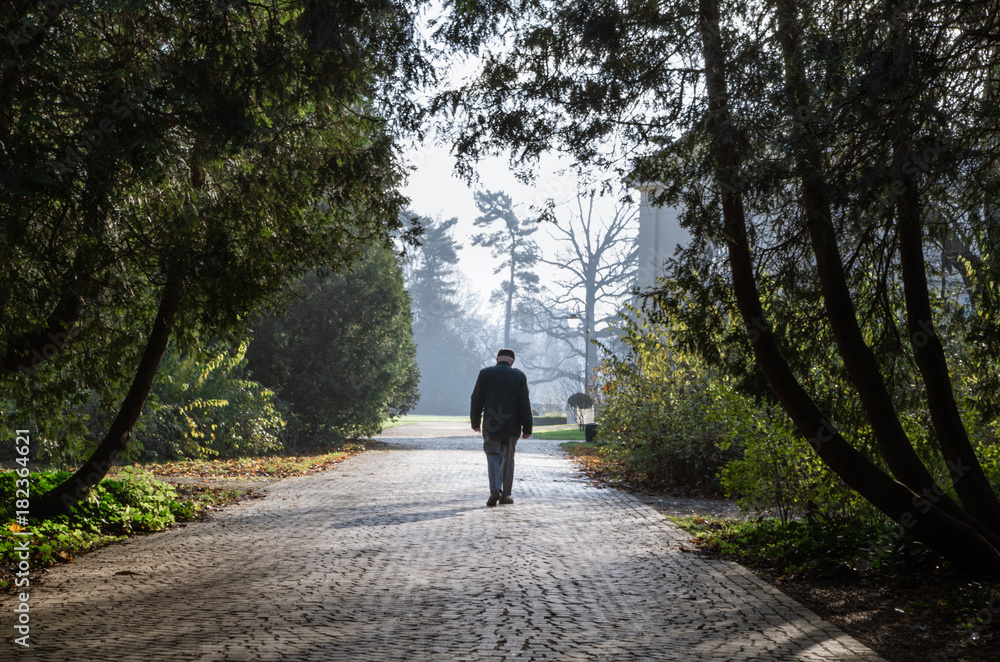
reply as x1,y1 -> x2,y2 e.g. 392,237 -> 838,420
497,348 -> 515,361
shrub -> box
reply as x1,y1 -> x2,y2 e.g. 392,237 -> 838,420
712,384 -> 862,522
135,341 -> 286,461
0,468 -> 180,576
596,303 -> 861,514
595,306 -> 739,492
247,245 -> 419,446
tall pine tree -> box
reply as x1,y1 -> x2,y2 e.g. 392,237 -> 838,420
406,217 -> 482,414
472,190 -> 540,347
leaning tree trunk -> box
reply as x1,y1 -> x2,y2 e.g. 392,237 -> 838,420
883,13 -> 1000,535
770,0 -> 1000,546
697,0 -> 1000,575
893,136 -> 1000,535
32,267 -> 184,519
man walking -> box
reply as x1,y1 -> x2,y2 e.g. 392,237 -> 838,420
471,348 -> 532,507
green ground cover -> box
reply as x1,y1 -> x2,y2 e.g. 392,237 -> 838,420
534,428 -> 587,441
0,450 -> 356,592
670,515 -> 902,576
559,440 -> 597,450
1,467 -> 239,590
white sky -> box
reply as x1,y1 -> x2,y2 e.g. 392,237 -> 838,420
399,7 -> 634,311
400,140 -> 638,313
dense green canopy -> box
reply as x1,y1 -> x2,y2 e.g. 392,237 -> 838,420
431,0 -> 1000,573
247,246 -> 420,442
1,0 -> 428,515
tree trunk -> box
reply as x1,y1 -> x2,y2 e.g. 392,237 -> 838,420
772,0 -> 936,491
893,137 -> 1000,535
32,268 -> 184,519
585,266 -> 596,390
769,0 -> 1000,545
698,0 -> 1000,575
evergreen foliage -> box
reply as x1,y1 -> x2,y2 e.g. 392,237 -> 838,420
405,216 -> 484,415
247,245 -> 420,445
1,0 -> 428,514
433,0 -> 1000,573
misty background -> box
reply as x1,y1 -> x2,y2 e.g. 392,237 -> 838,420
399,144 -> 641,416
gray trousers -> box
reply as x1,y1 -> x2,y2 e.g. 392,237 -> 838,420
483,432 -> 517,496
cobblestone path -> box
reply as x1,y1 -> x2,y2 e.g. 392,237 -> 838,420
4,423 -> 883,661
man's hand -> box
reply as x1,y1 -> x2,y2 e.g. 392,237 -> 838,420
522,432 -> 531,439
472,426 -> 480,433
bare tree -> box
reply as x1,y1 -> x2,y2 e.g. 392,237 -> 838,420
520,189 -> 637,391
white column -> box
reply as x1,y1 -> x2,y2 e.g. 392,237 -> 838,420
634,183 -> 689,290
636,186 -> 658,291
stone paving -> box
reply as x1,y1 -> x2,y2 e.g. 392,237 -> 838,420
3,423 -> 884,661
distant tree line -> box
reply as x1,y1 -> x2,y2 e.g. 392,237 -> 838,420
404,186 -> 639,417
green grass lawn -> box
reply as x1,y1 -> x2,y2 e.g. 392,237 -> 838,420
381,414 -> 470,428
533,427 -> 587,441
382,417 -> 586,439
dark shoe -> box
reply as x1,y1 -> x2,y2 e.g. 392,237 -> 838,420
499,495 -> 514,505
487,491 -> 500,507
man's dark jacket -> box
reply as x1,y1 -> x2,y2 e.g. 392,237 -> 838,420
470,362 -> 533,437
